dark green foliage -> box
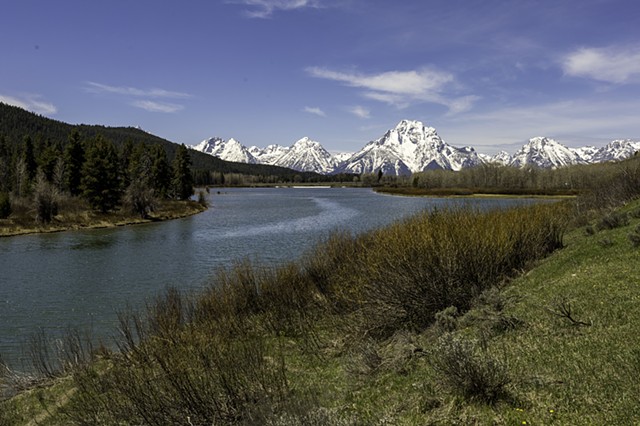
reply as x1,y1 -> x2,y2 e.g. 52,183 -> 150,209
21,135 -> 37,182
0,136 -> 11,193
37,140 -> 61,182
171,144 -> 193,200
81,136 -> 121,212
429,334 -> 510,404
63,130 -> 85,196
150,144 -> 171,198
0,191 -> 10,218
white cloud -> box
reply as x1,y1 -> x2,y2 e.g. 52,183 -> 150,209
85,82 -> 193,99
132,100 -> 184,113
230,0 -> 321,18
303,106 -> 326,117
306,66 -> 477,113
562,46 -> 640,84
0,94 -> 57,115
348,105 -> 370,119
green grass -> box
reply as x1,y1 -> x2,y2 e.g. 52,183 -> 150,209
4,195 -> 640,425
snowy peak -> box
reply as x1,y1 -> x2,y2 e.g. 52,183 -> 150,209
193,137 -> 257,164
340,119 -> 480,175
591,139 -> 640,162
510,137 -> 584,169
271,137 -> 339,174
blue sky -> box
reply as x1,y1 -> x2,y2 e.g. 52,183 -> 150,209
2,0 -> 640,155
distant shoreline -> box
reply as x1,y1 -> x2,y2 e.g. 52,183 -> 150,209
0,201 -> 207,238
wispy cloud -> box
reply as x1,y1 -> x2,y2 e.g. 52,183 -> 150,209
303,106 -> 326,117
131,100 -> 184,113
0,94 -> 57,115
562,46 -> 640,84
443,97 -> 640,153
230,0 -> 321,18
348,105 -> 370,119
85,81 -> 192,113
85,82 -> 192,99
306,66 -> 478,113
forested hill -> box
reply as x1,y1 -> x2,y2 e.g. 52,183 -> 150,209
0,102 -> 325,183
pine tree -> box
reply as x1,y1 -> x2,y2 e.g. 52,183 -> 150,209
81,136 -> 121,212
64,130 -> 85,196
150,144 -> 171,198
22,135 -> 37,182
171,144 -> 194,200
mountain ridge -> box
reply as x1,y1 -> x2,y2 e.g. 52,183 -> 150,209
193,120 -> 640,175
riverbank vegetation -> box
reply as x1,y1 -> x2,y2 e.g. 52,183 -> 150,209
3,155 -> 639,424
0,127 -> 201,236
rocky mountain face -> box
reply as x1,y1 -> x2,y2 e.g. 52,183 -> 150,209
193,123 -> 640,175
337,120 -> 480,175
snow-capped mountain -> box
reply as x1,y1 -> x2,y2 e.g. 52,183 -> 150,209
193,137 -> 340,174
250,144 -> 290,165
509,137 -> 585,169
591,139 -> 640,163
193,123 -> 640,175
503,137 -> 640,169
267,137 -> 339,174
338,120 -> 481,175
193,137 -> 257,164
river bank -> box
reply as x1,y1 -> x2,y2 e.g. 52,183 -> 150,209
374,186 -> 578,198
0,200 -> 207,238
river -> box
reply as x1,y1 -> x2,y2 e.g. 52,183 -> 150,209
0,187 -> 540,369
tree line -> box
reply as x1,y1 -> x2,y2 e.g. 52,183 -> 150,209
0,130 -> 194,222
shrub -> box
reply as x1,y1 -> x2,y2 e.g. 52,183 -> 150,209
33,171 -> 59,224
429,334 -> 510,404
123,180 -> 157,219
435,306 -> 459,332
628,224 -> 640,248
345,204 -> 567,339
0,192 -> 10,219
596,211 -> 629,231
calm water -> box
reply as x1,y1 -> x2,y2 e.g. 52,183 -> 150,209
1,187 -> 540,368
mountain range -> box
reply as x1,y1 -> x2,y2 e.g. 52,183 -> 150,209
192,120 -> 640,176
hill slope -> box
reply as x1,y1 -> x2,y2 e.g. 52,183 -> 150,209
0,102 -> 322,181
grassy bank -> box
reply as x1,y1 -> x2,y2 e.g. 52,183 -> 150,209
0,198 -> 206,237
375,186 -> 578,198
3,180 -> 640,424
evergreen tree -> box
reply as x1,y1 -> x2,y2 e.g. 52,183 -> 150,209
0,135 -> 10,193
22,135 -> 37,182
64,130 -> 85,196
171,144 -> 193,200
38,142 -> 61,182
81,136 -> 121,212
150,144 -> 171,198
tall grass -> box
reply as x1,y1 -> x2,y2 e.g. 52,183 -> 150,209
45,201 -> 570,423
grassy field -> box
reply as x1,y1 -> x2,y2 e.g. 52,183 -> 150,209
2,197 -> 640,424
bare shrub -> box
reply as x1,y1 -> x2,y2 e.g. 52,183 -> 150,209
33,170 -> 59,224
429,334 -> 510,404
